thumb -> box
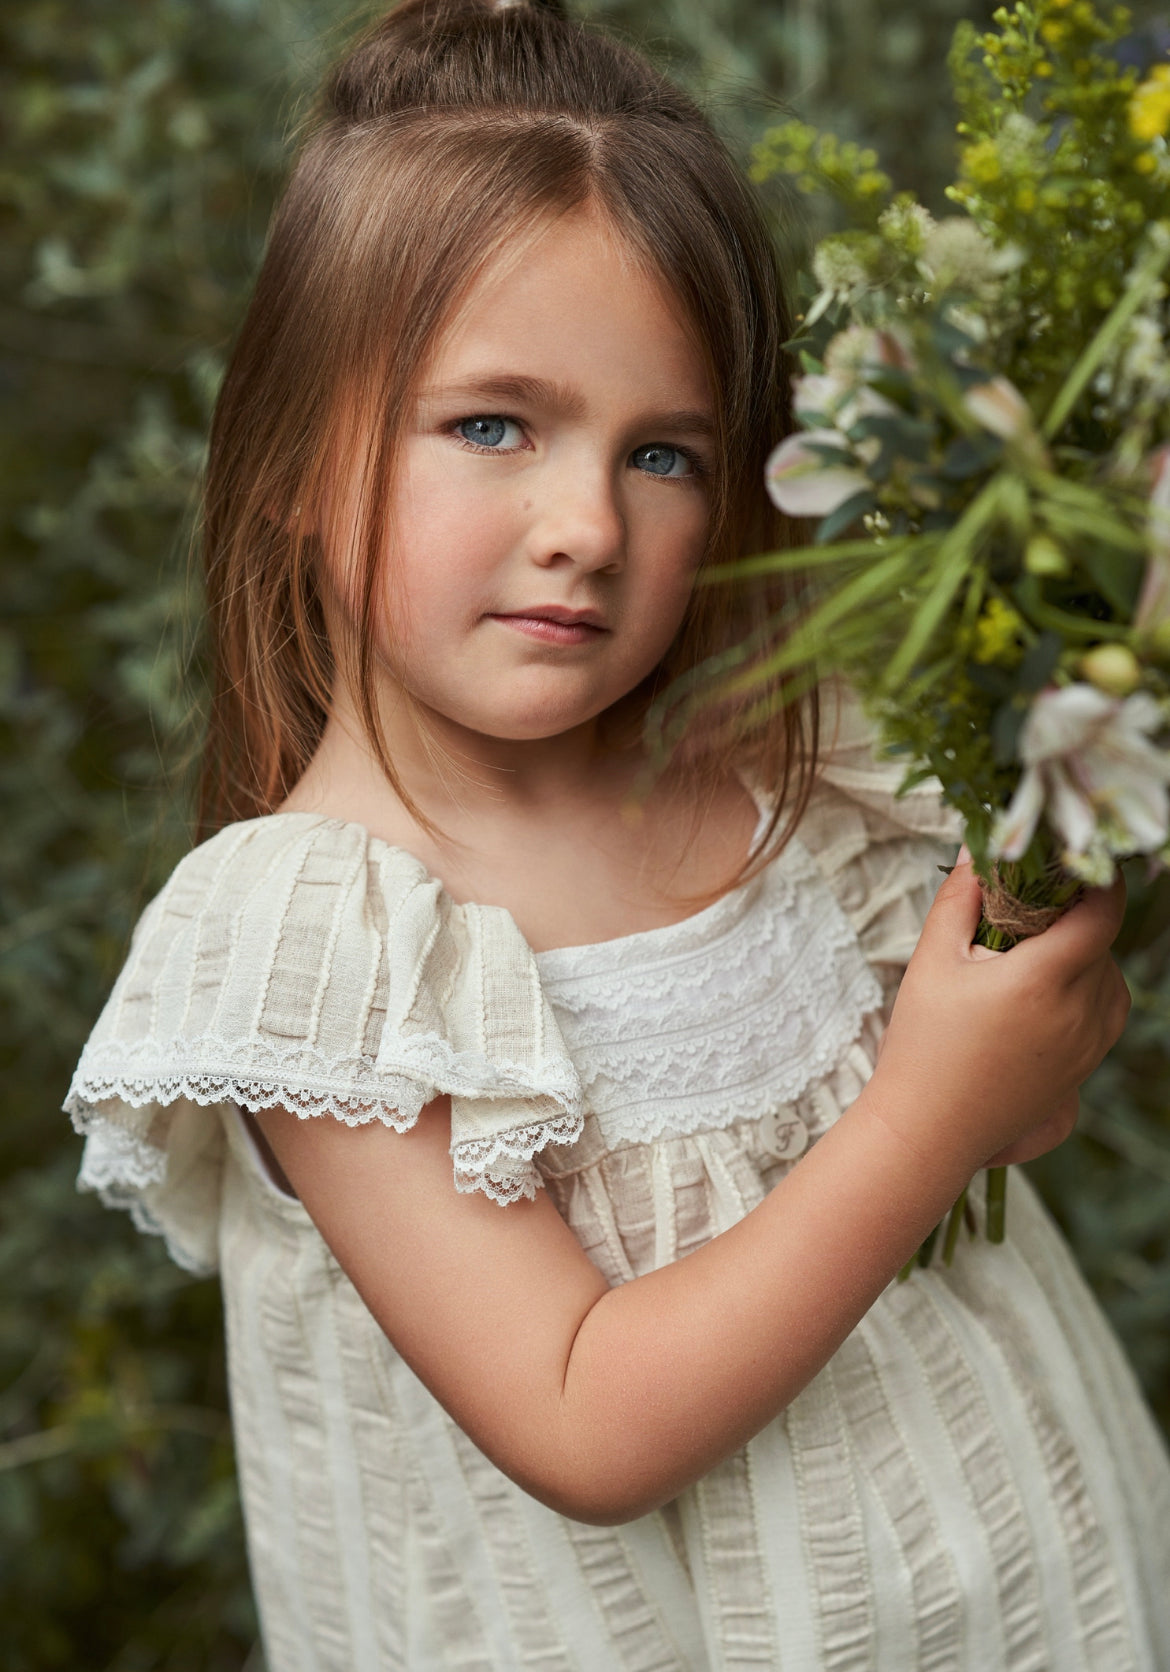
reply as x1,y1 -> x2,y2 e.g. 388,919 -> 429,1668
920,848 -> 986,957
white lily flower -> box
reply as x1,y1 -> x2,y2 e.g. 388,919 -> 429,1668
1134,444 -> 1170,633
991,683 -> 1170,879
764,431 -> 871,519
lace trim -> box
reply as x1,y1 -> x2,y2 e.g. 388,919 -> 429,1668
67,1031 -> 583,1208
537,837 -> 885,1150
75,1120 -> 214,1275
76,1115 -> 167,1189
454,1111 -> 585,1204
68,1071 -> 426,1130
66,1029 -> 580,1115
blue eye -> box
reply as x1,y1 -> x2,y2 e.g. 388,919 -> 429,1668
631,443 -> 694,479
457,415 -> 523,449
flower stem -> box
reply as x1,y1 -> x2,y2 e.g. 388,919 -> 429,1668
942,1186 -> 968,1264
985,1166 -> 1008,1242
916,1222 -> 941,1269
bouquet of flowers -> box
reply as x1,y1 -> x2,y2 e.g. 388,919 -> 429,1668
715,1 -> 1170,1265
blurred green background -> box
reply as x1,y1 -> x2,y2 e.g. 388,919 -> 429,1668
3,1 -> 1170,1666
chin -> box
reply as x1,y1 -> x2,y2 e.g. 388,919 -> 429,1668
474,711 -> 600,742
462,690 -> 620,741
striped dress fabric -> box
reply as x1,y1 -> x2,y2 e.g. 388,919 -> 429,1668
65,694 -> 1170,1671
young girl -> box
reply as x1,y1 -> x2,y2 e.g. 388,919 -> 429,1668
65,1 -> 1170,1667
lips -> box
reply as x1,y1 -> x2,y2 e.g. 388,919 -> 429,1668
497,605 -> 607,628
487,605 -> 609,645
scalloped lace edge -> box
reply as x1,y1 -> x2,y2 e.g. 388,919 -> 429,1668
66,1027 -> 581,1114
70,1071 -> 585,1218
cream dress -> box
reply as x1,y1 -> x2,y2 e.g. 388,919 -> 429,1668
65,690 -> 1170,1672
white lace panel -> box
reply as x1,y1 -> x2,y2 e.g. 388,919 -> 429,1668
535,833 -> 884,1150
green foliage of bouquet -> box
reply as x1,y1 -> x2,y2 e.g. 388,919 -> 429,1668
721,1 -> 1170,1257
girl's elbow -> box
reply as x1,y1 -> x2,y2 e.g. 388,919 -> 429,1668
531,1480 -> 664,1527
520,1452 -> 677,1527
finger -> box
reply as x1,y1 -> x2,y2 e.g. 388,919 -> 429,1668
919,855 -> 987,958
1010,870 -> 1127,971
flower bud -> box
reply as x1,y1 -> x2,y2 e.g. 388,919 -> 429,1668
963,376 -> 1034,441
1080,644 -> 1142,697
1024,534 -> 1068,576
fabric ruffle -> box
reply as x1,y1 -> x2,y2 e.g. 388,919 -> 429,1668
803,679 -> 963,973
65,814 -> 584,1273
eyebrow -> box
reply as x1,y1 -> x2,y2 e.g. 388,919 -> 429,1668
418,372 -> 717,439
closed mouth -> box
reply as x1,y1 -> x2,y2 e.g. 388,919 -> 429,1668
486,608 -> 610,644
492,605 -> 608,629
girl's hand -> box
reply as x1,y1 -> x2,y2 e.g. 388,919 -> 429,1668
863,856 -> 1130,1175
968,932 -> 1081,1167
982,1090 -> 1080,1167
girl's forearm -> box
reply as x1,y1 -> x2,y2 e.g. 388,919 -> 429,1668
553,1091 -> 974,1524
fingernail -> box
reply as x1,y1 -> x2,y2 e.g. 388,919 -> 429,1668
956,843 -> 971,865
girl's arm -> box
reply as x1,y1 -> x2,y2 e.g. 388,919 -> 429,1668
256,860 -> 1129,1526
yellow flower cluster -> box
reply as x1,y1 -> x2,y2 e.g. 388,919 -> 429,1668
750,122 -> 892,217
1130,63 -> 1170,143
972,597 -> 1026,664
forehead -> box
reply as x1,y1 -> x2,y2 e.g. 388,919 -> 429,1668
420,204 -> 712,412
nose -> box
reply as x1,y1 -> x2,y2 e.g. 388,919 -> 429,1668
528,454 -> 626,575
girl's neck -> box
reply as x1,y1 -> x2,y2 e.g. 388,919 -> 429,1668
278,691 -> 761,953
286,684 -> 643,829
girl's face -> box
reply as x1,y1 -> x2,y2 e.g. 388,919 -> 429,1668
347,206 -> 715,746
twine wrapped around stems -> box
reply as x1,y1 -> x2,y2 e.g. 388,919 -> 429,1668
979,863 -> 1084,940
980,872 -> 1066,937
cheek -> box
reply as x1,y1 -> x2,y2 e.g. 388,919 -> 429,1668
629,501 -> 708,614
379,471 -> 504,645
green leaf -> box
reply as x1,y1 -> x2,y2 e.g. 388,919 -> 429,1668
1076,545 -> 1143,616
881,478 -> 1003,688
847,412 -> 934,463
815,490 -> 877,543
941,434 -> 1002,479
1017,630 -> 1064,691
991,699 -> 1026,766
704,534 -> 917,581
734,544 -> 916,686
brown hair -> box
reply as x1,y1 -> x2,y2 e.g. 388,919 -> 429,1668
198,0 -> 820,874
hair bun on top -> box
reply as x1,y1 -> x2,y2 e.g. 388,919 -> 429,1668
325,0 -> 591,124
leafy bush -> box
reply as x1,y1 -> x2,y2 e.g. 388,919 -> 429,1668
3,1 -> 1168,1664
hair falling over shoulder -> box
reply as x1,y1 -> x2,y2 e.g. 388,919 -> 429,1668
197,0 -> 820,876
